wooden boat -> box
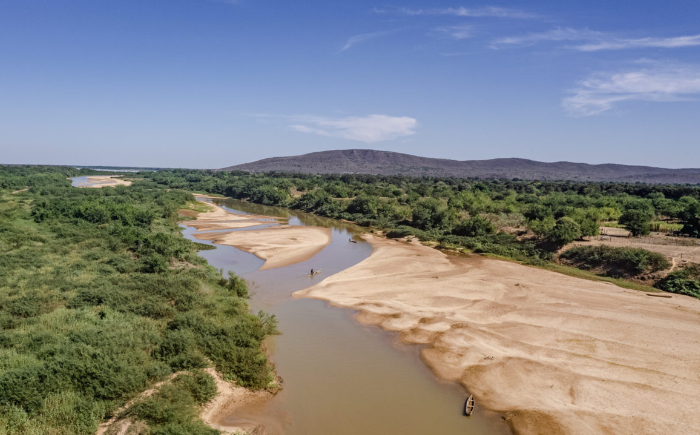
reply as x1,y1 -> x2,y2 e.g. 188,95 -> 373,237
646,293 -> 672,298
464,395 -> 475,416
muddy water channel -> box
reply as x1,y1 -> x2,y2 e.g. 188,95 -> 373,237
183,198 -> 510,435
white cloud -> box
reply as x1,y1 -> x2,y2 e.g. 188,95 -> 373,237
433,25 -> 473,40
376,6 -> 536,19
290,114 -> 418,143
492,28 -> 601,47
574,34 -> 700,51
340,31 -> 393,52
493,28 -> 700,52
563,64 -> 700,116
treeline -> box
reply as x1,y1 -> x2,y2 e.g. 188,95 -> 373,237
144,170 -> 700,252
0,166 -> 276,435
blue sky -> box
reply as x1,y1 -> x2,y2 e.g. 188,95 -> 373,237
1,0 -> 699,168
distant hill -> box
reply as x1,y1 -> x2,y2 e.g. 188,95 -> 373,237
221,149 -> 700,184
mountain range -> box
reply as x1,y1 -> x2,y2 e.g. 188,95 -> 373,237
221,149 -> 700,184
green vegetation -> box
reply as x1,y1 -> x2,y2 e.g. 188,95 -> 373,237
656,264 -> 700,298
142,170 -> 700,265
126,371 -> 219,435
619,208 -> 653,236
137,170 -> 700,298
560,245 -> 671,276
0,166 -> 276,435
548,217 -> 582,247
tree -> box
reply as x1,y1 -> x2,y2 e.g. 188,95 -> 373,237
529,216 -> 556,238
453,215 -> 496,237
547,217 -> 581,246
619,209 -> 652,236
411,198 -> 457,232
679,197 -> 700,237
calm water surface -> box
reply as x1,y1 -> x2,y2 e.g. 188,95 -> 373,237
183,197 -> 511,435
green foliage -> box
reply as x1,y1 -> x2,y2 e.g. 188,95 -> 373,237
128,374 -> 219,435
619,208 -> 653,236
453,215 -> 496,237
547,217 -> 582,247
141,168 -> 700,263
656,264 -> 700,298
411,198 -> 457,232
0,166 -> 275,434
220,271 -> 249,298
679,197 -> 700,237
561,245 -> 671,276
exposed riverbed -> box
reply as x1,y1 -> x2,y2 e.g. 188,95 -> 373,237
183,197 -> 510,435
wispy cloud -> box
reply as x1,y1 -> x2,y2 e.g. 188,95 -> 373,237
290,114 -> 418,142
493,28 -> 700,52
376,6 -> 536,19
563,64 -> 700,116
433,25 -> 473,40
340,31 -> 394,52
573,34 -> 700,51
492,28 -> 601,48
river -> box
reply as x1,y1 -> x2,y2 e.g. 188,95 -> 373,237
183,197 -> 510,435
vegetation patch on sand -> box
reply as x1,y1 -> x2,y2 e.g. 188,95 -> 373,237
559,245 -> 671,277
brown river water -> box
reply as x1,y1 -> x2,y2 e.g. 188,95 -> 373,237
182,197 -> 511,435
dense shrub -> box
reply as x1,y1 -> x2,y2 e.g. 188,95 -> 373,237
0,167 -> 275,434
561,245 -> 671,275
656,264 -> 700,298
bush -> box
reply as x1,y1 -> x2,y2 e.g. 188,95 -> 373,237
656,264 -> 700,298
561,245 -> 671,276
453,215 -> 496,237
547,217 -> 582,247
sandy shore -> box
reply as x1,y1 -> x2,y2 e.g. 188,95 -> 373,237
80,175 -> 132,188
181,199 -> 278,231
200,368 -> 274,435
296,235 -> 700,435
194,225 -> 332,270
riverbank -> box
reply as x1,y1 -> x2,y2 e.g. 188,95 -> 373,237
295,235 -> 700,435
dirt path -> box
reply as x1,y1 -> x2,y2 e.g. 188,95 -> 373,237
296,235 -> 700,435
96,372 -> 186,435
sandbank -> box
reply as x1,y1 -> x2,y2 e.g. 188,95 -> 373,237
194,225 -> 332,270
184,199 -> 331,270
181,199 -> 278,231
80,175 -> 132,188
296,235 -> 700,435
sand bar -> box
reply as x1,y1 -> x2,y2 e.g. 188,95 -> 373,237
194,225 -> 332,270
181,199 -> 278,231
79,175 -> 132,188
184,199 -> 331,270
296,235 -> 700,435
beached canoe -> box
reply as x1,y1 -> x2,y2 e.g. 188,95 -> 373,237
464,395 -> 475,416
